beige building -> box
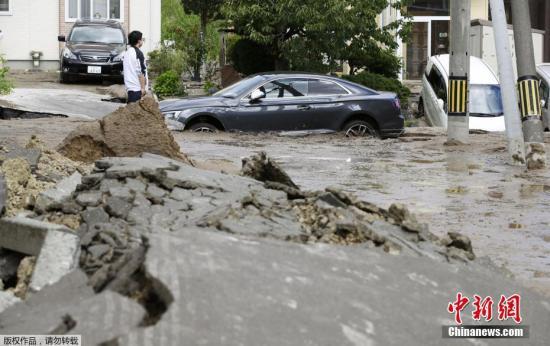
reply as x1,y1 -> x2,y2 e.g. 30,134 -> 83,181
0,0 -> 161,70
385,0 -> 550,80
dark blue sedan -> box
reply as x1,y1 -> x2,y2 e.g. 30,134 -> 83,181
160,73 -> 404,138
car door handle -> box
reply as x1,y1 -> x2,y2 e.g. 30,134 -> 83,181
298,105 -> 311,111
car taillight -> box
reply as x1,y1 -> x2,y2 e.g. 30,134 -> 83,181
393,98 -> 401,110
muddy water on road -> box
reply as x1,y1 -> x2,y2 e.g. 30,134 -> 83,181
177,129 -> 550,294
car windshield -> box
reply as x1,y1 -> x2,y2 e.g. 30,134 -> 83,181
69,26 -> 124,44
213,75 -> 267,98
469,84 -> 503,116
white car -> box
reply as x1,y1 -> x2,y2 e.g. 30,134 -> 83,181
537,63 -> 550,130
420,54 -> 505,131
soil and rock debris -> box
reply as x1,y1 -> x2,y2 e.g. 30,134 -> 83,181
58,96 -> 190,164
1,98 -> 550,344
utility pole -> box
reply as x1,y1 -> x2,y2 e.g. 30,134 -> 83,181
447,0 -> 471,143
489,0 -> 526,165
511,0 -> 546,169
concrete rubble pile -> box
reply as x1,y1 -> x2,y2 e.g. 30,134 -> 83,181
58,97 -> 190,164
1,142 -> 550,343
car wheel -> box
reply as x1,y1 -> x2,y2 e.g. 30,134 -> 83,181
343,120 -> 378,138
188,122 -> 219,133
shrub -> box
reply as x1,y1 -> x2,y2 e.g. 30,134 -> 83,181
343,71 -> 410,107
0,56 -> 13,95
153,70 -> 186,97
148,47 -> 188,79
230,39 -> 275,76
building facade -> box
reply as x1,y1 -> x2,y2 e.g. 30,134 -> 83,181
386,0 -> 550,80
0,0 -> 161,70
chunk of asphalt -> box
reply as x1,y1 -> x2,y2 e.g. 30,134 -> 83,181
81,207 -> 110,225
75,191 -> 103,207
0,269 -> 145,345
105,196 -> 132,219
0,147 -> 41,171
35,172 -> 82,213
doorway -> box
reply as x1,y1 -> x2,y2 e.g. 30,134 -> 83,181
405,18 -> 450,80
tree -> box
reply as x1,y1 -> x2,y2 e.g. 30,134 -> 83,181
181,0 -> 225,80
223,0 -> 411,74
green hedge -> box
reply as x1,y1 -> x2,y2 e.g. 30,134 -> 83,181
0,56 -> 13,95
153,70 -> 186,97
343,71 -> 410,107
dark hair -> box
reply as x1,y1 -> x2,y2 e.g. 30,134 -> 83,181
128,31 -> 143,46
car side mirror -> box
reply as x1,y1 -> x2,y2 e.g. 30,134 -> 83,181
542,98 -> 547,109
437,98 -> 445,109
207,87 -> 219,95
58,35 -> 66,42
250,89 -> 265,102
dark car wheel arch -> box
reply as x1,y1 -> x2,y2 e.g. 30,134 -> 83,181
185,114 -> 225,132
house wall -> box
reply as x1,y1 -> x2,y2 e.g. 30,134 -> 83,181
129,0 -> 161,57
58,0 -> 130,45
0,0 -> 60,70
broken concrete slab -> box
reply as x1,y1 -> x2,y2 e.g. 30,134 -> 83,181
116,229 -> 550,346
35,172 -> 82,213
0,88 -> 122,120
0,270 -> 145,345
30,228 -> 80,292
0,216 -> 71,255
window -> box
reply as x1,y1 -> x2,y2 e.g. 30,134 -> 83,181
426,66 -> 447,103
0,0 -> 10,14
260,79 -> 308,98
67,0 -> 122,21
308,79 -> 348,96
407,0 -> 450,16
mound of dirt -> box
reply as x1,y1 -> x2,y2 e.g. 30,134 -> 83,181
57,97 -> 190,164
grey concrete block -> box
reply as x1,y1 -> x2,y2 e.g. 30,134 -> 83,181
35,172 -> 82,212
29,226 -> 80,292
0,216 -> 72,255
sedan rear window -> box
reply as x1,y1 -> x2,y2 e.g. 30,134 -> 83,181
70,26 -> 125,44
308,80 -> 348,96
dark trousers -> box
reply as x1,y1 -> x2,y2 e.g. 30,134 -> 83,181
127,90 -> 142,103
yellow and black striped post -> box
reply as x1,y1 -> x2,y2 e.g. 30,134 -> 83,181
448,76 -> 468,116
517,75 -> 542,121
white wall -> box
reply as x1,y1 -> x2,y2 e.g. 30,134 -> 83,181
129,0 -> 160,57
0,0 -> 60,63
471,22 -> 544,79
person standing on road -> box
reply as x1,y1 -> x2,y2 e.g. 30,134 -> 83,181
123,30 -> 148,103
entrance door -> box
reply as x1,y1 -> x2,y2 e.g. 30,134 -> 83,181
431,20 -> 450,56
406,22 -> 428,79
